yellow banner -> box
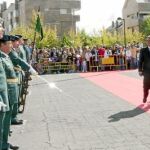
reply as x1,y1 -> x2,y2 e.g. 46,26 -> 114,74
102,57 -> 115,65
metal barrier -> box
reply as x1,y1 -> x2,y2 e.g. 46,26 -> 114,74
39,58 -> 74,73
90,55 -> 127,71
38,55 -> 127,73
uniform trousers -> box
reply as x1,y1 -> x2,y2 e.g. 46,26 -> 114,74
143,73 -> 150,99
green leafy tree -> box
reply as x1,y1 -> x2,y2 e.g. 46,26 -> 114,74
11,10 -> 144,49
140,16 -> 150,36
126,30 -> 144,43
99,28 -> 144,47
11,10 -> 59,48
33,25 -> 58,48
79,30 -> 92,46
60,34 -> 72,47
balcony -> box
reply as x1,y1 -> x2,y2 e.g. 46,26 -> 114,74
138,3 -> 150,12
64,0 -> 81,10
59,14 -> 80,22
45,0 -> 81,10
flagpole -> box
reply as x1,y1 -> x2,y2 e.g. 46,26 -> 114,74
32,7 -> 39,62
32,30 -> 38,62
33,30 -> 37,48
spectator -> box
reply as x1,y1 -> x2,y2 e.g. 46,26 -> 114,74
85,46 -> 92,71
125,47 -> 132,69
130,44 -> 138,69
82,58 -> 87,72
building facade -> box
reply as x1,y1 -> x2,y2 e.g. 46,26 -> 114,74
1,0 -> 81,36
123,0 -> 150,32
0,2 -> 7,17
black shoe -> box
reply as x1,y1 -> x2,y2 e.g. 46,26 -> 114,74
9,144 -> 19,150
9,130 -> 13,136
143,98 -> 147,103
11,120 -> 23,125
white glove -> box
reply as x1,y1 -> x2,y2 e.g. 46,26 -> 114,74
29,67 -> 38,76
0,102 -> 6,111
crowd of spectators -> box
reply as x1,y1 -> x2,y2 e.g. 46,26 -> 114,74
32,42 -> 143,74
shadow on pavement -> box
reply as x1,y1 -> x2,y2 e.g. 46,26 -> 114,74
108,104 -> 150,122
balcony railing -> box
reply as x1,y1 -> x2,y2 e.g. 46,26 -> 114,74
138,3 -> 150,11
59,14 -> 80,21
46,0 -> 81,10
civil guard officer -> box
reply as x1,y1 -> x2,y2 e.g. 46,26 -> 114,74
0,53 -> 9,150
22,38 -> 31,64
15,35 -> 27,62
0,35 -> 19,150
0,55 -> 9,150
9,35 -> 37,125
0,21 -> 9,149
0,28 -> 10,150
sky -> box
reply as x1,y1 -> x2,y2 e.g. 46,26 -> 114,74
1,0 -> 126,33
76,0 -> 125,33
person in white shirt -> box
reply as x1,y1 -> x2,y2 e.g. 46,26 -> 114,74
91,46 -> 99,66
125,47 -> 132,69
104,47 -> 109,58
76,52 -> 81,72
82,58 -> 87,72
85,47 -> 92,71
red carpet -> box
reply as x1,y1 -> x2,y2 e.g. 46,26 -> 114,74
80,71 -> 150,112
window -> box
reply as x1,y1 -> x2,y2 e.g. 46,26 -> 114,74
13,22 -> 17,28
8,13 -> 11,20
8,25 -> 12,32
44,8 -> 49,12
60,9 -> 67,14
13,10 -> 16,17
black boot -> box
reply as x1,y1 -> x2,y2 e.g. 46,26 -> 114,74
9,144 -> 19,150
11,119 -> 23,125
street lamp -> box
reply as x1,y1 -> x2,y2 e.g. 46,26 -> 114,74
117,17 -> 127,48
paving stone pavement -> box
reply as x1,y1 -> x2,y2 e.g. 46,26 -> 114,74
10,71 -> 150,150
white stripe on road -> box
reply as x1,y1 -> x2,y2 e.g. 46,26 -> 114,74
37,75 -> 62,93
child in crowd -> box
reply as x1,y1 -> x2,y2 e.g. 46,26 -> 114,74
82,58 -> 87,72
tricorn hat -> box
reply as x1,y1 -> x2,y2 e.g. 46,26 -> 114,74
0,35 -> 11,42
10,35 -> 20,41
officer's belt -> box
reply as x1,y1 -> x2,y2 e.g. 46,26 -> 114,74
14,67 -> 22,72
7,78 -> 18,83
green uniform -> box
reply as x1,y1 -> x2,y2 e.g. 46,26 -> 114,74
23,45 -> 31,63
0,51 -> 18,150
0,96 -> 5,150
9,49 -> 30,122
18,45 -> 27,62
9,49 -> 30,71
0,55 -> 9,150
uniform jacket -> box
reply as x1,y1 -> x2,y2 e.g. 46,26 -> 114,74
138,47 -> 150,74
23,45 -> 31,63
9,49 -> 30,71
18,45 -> 27,62
0,51 -> 10,112
0,51 -> 18,105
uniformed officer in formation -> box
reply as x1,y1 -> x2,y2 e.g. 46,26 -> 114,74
15,35 -> 27,62
0,35 -> 20,150
9,35 -> 32,125
23,38 -> 32,64
0,25 -> 37,150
